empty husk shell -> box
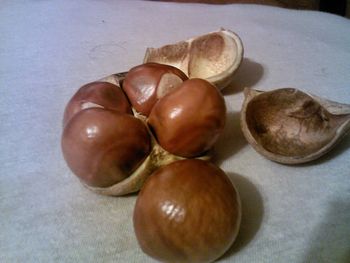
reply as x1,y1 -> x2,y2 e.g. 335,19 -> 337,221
143,28 -> 243,90
241,87 -> 350,164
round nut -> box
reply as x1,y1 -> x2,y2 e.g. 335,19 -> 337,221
123,63 -> 188,116
61,108 -> 151,188
133,159 -> 241,263
148,78 -> 226,158
63,81 -> 132,126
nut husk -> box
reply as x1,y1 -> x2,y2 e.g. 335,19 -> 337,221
143,28 -> 243,90
241,87 -> 350,164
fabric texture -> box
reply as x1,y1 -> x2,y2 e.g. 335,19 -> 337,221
1,1 -> 349,262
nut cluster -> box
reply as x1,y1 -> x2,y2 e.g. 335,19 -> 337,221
61,62 -> 241,262
62,63 -> 227,190
61,28 -> 350,263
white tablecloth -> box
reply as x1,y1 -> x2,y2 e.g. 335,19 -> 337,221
1,1 -> 349,262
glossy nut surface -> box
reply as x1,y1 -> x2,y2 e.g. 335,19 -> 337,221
61,108 -> 151,188
123,63 -> 188,116
63,81 -> 132,126
133,159 -> 241,263
148,78 -> 226,158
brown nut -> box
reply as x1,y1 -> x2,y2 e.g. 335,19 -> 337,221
133,159 -> 241,263
62,65 -> 225,195
148,78 -> 226,158
61,108 -> 151,188
63,81 -> 132,126
122,62 -> 188,116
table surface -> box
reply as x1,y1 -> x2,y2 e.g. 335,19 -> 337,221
1,1 -> 350,262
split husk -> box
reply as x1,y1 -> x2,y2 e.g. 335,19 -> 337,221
241,87 -> 350,164
143,28 -> 243,90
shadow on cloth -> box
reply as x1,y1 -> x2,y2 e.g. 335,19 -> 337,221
222,58 -> 264,95
295,133 -> 350,167
213,111 -> 247,164
222,172 -> 264,258
302,199 -> 350,263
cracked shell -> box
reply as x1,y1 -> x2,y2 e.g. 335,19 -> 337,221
143,29 -> 243,90
241,87 -> 350,164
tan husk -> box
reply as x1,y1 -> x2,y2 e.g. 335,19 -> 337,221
143,28 -> 244,90
241,87 -> 350,164
82,73 -> 210,196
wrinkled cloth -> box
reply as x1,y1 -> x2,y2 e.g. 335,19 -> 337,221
1,1 -> 349,262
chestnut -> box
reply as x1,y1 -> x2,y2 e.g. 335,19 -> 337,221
62,67 -> 226,195
122,63 -> 188,116
148,78 -> 226,158
61,108 -> 151,188
133,159 -> 241,263
63,81 -> 132,126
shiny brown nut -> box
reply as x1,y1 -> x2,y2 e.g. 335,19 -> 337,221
61,108 -> 151,188
148,78 -> 226,158
63,81 -> 132,126
133,159 -> 241,263
122,62 -> 188,116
